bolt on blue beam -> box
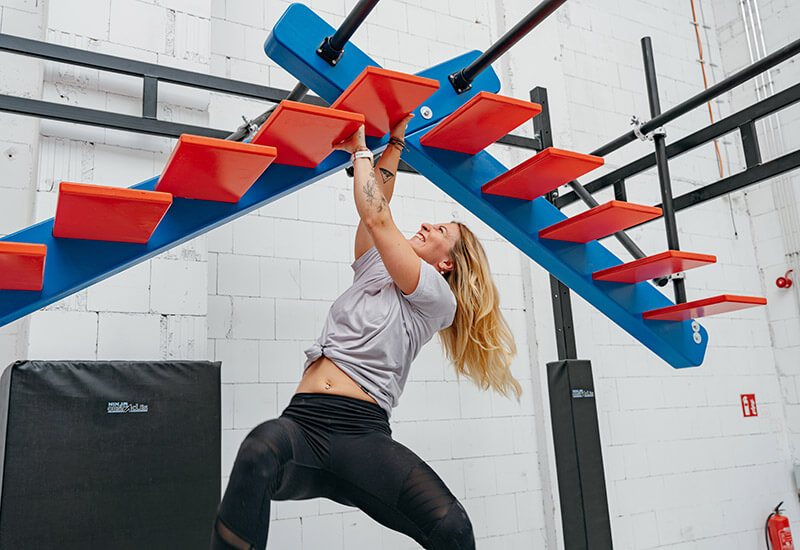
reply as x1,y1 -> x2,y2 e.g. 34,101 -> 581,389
265,2 -> 707,367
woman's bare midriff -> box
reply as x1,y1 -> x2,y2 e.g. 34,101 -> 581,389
295,356 -> 378,405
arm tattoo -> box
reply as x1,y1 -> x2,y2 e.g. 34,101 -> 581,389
362,170 -> 388,213
379,167 -> 395,184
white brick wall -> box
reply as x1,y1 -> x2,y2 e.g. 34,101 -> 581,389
0,0 -> 43,372
3,0 -> 800,548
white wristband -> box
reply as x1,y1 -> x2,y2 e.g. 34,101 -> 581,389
351,149 -> 373,164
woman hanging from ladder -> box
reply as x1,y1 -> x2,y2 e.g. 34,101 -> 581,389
211,114 -> 521,550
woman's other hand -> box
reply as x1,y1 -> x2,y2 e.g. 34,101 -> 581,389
390,113 -> 414,141
334,124 -> 367,154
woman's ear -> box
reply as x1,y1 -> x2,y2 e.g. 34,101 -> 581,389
438,258 -> 454,274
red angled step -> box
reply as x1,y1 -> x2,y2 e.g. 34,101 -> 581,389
482,148 -> 604,200
155,135 -> 277,203
643,295 -> 767,321
331,66 -> 439,137
53,182 -> 173,243
251,101 -> 365,167
593,250 -> 717,283
420,91 -> 542,154
539,201 -> 662,243
0,242 -> 46,291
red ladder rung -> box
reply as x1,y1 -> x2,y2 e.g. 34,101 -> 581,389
643,294 -> 767,321
53,182 -> 173,243
593,250 -> 717,283
330,66 -> 439,137
482,147 -> 603,200
155,135 -> 277,203
251,101 -> 365,167
420,91 -> 542,154
539,200 -> 662,243
0,242 -> 47,291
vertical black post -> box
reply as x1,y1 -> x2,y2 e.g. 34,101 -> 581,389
142,76 -> 157,119
739,120 -> 762,169
642,37 -> 686,304
531,87 -> 613,550
613,180 -> 627,202
531,87 -> 577,361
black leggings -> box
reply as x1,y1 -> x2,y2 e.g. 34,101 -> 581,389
212,393 -> 474,550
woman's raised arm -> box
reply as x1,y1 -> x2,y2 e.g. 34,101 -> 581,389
334,120 -> 422,295
351,115 -> 413,261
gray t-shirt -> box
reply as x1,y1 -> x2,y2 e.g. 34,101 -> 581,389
303,246 -> 457,417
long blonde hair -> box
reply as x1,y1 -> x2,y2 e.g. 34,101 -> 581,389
440,223 -> 522,400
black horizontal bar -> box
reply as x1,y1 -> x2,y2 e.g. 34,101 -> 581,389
591,36 -> 800,158
497,134 -> 542,150
669,149 -> 800,212
0,93 -> 542,155
557,81 -> 800,208
0,94 -> 230,139
593,148 -> 800,240
0,32 -> 326,106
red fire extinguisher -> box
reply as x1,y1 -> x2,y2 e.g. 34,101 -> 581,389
767,502 -> 794,550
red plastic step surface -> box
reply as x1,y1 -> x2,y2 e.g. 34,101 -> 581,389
643,294 -> 767,321
0,242 -> 46,291
539,201 -> 662,243
155,135 -> 277,203
420,91 -> 542,154
482,147 -> 604,200
593,250 -> 717,283
53,182 -> 173,243
251,101 -> 365,167
330,66 -> 439,137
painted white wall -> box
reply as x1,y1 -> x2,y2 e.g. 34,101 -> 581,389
0,0 -> 799,548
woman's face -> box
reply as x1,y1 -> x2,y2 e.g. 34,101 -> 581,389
409,222 -> 461,273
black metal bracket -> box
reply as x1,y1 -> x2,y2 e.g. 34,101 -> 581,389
448,69 -> 472,94
448,0 -> 567,94
316,35 -> 345,66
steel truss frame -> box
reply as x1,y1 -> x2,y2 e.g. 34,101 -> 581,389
0,32 -> 540,150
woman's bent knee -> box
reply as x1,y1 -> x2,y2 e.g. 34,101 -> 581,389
427,501 -> 475,550
232,420 -> 292,481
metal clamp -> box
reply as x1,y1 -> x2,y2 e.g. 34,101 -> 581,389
316,35 -> 344,66
631,115 -> 666,141
241,115 -> 259,138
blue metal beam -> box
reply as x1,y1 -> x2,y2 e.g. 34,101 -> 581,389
265,3 -> 707,367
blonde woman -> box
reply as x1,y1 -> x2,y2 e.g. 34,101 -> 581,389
211,114 -> 521,550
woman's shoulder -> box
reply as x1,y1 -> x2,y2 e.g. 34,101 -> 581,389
401,260 -> 456,322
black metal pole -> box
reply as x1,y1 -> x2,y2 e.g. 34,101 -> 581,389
642,37 -> 686,304
449,0 -> 568,93
592,36 -> 800,157
532,87 -> 578,360
533,87 -> 613,549
317,0 -> 381,66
